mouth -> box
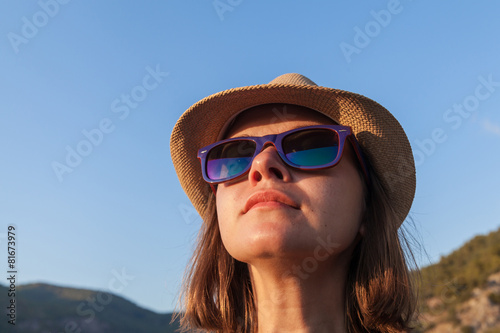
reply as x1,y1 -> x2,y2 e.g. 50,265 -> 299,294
243,190 -> 300,213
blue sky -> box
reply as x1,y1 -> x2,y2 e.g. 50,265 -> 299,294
1,1 -> 499,314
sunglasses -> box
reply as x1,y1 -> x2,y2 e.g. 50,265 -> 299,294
197,125 -> 370,184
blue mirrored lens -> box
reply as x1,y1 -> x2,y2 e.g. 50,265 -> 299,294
207,157 -> 252,180
206,140 -> 256,180
283,129 -> 339,167
285,146 -> 339,166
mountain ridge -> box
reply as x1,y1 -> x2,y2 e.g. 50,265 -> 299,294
0,282 -> 180,333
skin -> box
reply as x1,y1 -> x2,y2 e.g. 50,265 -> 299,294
215,104 -> 366,333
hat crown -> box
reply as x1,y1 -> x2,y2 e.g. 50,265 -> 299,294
268,73 -> 318,86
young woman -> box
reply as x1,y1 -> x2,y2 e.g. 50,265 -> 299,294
170,73 -> 418,332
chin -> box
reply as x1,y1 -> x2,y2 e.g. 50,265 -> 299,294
227,231 -> 320,264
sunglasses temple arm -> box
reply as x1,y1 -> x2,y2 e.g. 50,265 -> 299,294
349,136 -> 371,185
210,183 -> 217,196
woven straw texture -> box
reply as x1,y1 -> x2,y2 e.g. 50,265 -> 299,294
170,74 -> 415,226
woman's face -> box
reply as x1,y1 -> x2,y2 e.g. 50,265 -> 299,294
216,104 -> 365,265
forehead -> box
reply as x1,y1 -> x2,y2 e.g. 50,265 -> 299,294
225,104 -> 336,138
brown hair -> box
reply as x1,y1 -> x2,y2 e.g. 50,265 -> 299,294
176,158 -> 419,332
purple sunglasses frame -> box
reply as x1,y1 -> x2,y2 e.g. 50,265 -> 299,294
197,125 -> 370,185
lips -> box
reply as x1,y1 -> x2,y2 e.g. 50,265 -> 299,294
243,190 -> 300,213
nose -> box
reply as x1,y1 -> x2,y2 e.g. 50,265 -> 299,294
248,144 -> 292,185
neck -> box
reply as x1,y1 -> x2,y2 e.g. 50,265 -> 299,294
248,257 -> 350,333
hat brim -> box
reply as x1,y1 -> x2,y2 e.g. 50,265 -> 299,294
170,82 -> 415,226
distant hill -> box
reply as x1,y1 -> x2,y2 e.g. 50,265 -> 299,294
415,227 -> 500,332
0,283 -> 180,333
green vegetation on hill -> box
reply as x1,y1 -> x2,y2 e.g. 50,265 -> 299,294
418,227 -> 500,309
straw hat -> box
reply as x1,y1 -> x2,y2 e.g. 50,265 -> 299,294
170,73 -> 415,226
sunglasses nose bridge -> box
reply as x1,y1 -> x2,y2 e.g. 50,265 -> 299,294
254,134 -> 279,155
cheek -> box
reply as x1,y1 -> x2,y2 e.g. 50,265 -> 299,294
215,187 -> 230,229
215,186 -> 239,249
305,170 -> 365,235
